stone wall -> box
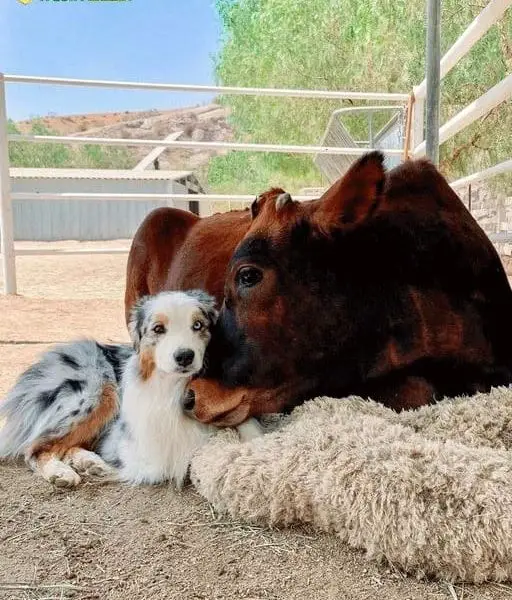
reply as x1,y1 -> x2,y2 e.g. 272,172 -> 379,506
457,184 -> 512,275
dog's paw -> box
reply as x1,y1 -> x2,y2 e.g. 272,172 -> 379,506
40,458 -> 82,488
236,418 -> 264,442
64,449 -> 113,477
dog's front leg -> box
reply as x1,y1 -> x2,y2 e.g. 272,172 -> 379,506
236,418 -> 264,442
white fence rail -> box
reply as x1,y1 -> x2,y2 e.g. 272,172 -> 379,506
5,74 -> 409,102
0,74 -> 407,294
1,0 -> 511,294
450,158 -> 512,190
0,74 -> 16,294
8,133 -> 404,157
412,0 -> 512,157
414,72 -> 512,156
414,0 -> 512,100
11,192 -> 317,203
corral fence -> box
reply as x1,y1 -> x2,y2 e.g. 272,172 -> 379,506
1,0 -> 511,294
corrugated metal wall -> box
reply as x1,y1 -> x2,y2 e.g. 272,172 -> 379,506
11,178 -> 192,241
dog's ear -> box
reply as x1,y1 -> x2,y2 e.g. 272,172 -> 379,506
128,296 -> 148,351
204,304 -> 219,326
188,290 -> 219,326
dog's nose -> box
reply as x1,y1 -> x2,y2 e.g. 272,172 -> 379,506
182,389 -> 195,412
174,348 -> 195,367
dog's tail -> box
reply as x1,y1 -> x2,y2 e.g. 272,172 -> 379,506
0,340 -> 129,459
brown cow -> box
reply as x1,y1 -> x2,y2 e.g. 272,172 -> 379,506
126,152 -> 512,425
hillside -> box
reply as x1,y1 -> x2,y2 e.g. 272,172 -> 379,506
15,104 -> 233,173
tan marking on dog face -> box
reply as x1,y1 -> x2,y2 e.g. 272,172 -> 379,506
29,383 -> 119,460
153,313 -> 169,327
139,347 -> 156,381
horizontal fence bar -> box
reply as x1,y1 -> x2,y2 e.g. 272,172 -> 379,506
4,74 -> 409,102
414,72 -> 512,156
415,0 -> 512,100
450,158 -> 512,189
8,133 -> 403,156
14,247 -> 129,256
10,192 -> 316,202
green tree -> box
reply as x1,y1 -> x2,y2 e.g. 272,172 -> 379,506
209,0 -> 511,192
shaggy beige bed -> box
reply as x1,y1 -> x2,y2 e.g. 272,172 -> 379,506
190,387 -> 512,583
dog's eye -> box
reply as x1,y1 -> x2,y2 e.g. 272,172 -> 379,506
192,320 -> 203,332
152,323 -> 166,335
236,266 -> 263,288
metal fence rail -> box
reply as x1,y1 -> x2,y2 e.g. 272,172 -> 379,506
4,74 -> 409,101
411,0 -> 512,150
11,192 -> 317,202
412,0 -> 512,156
1,0 -> 511,294
0,74 -> 407,294
7,133 -> 404,157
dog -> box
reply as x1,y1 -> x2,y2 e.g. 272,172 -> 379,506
0,290 -> 262,488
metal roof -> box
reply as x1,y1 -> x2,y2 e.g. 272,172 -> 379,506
10,168 -> 193,181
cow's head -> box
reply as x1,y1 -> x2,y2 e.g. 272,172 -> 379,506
187,152 -> 387,424
186,151 -> 512,425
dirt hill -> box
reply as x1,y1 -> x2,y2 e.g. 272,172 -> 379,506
16,104 -> 233,172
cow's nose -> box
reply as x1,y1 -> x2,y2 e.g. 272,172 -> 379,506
182,389 -> 196,413
174,348 -> 195,367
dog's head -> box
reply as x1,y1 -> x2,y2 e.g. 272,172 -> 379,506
128,290 -> 218,380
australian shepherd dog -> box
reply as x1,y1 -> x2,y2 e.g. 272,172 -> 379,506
0,290 -> 261,488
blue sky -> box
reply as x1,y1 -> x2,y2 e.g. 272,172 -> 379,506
0,0 -> 222,120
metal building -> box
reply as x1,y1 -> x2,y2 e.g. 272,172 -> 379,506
10,168 -> 203,241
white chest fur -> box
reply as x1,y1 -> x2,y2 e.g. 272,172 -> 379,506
117,358 -> 214,487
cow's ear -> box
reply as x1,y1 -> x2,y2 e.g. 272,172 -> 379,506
313,151 -> 386,230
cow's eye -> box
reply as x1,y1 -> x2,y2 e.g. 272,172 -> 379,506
152,323 -> 166,335
236,266 -> 263,288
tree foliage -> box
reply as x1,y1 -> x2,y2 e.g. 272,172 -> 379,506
209,0 -> 512,192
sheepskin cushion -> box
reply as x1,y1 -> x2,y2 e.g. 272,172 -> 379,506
190,387 -> 512,583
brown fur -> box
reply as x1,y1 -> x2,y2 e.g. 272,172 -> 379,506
125,208 -> 255,323
31,383 -> 119,465
126,154 -> 512,425
154,313 -> 169,326
125,208 -> 199,322
139,348 -> 156,382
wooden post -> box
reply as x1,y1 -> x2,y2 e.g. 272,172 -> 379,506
403,94 -> 415,160
425,0 -> 441,166
0,73 -> 16,294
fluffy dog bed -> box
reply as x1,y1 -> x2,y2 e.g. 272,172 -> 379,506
190,388 -> 512,583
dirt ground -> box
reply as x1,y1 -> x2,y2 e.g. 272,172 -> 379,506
1,243 -> 511,600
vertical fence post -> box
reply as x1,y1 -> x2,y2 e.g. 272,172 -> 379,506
411,94 -> 425,152
0,73 -> 16,294
425,0 -> 442,166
